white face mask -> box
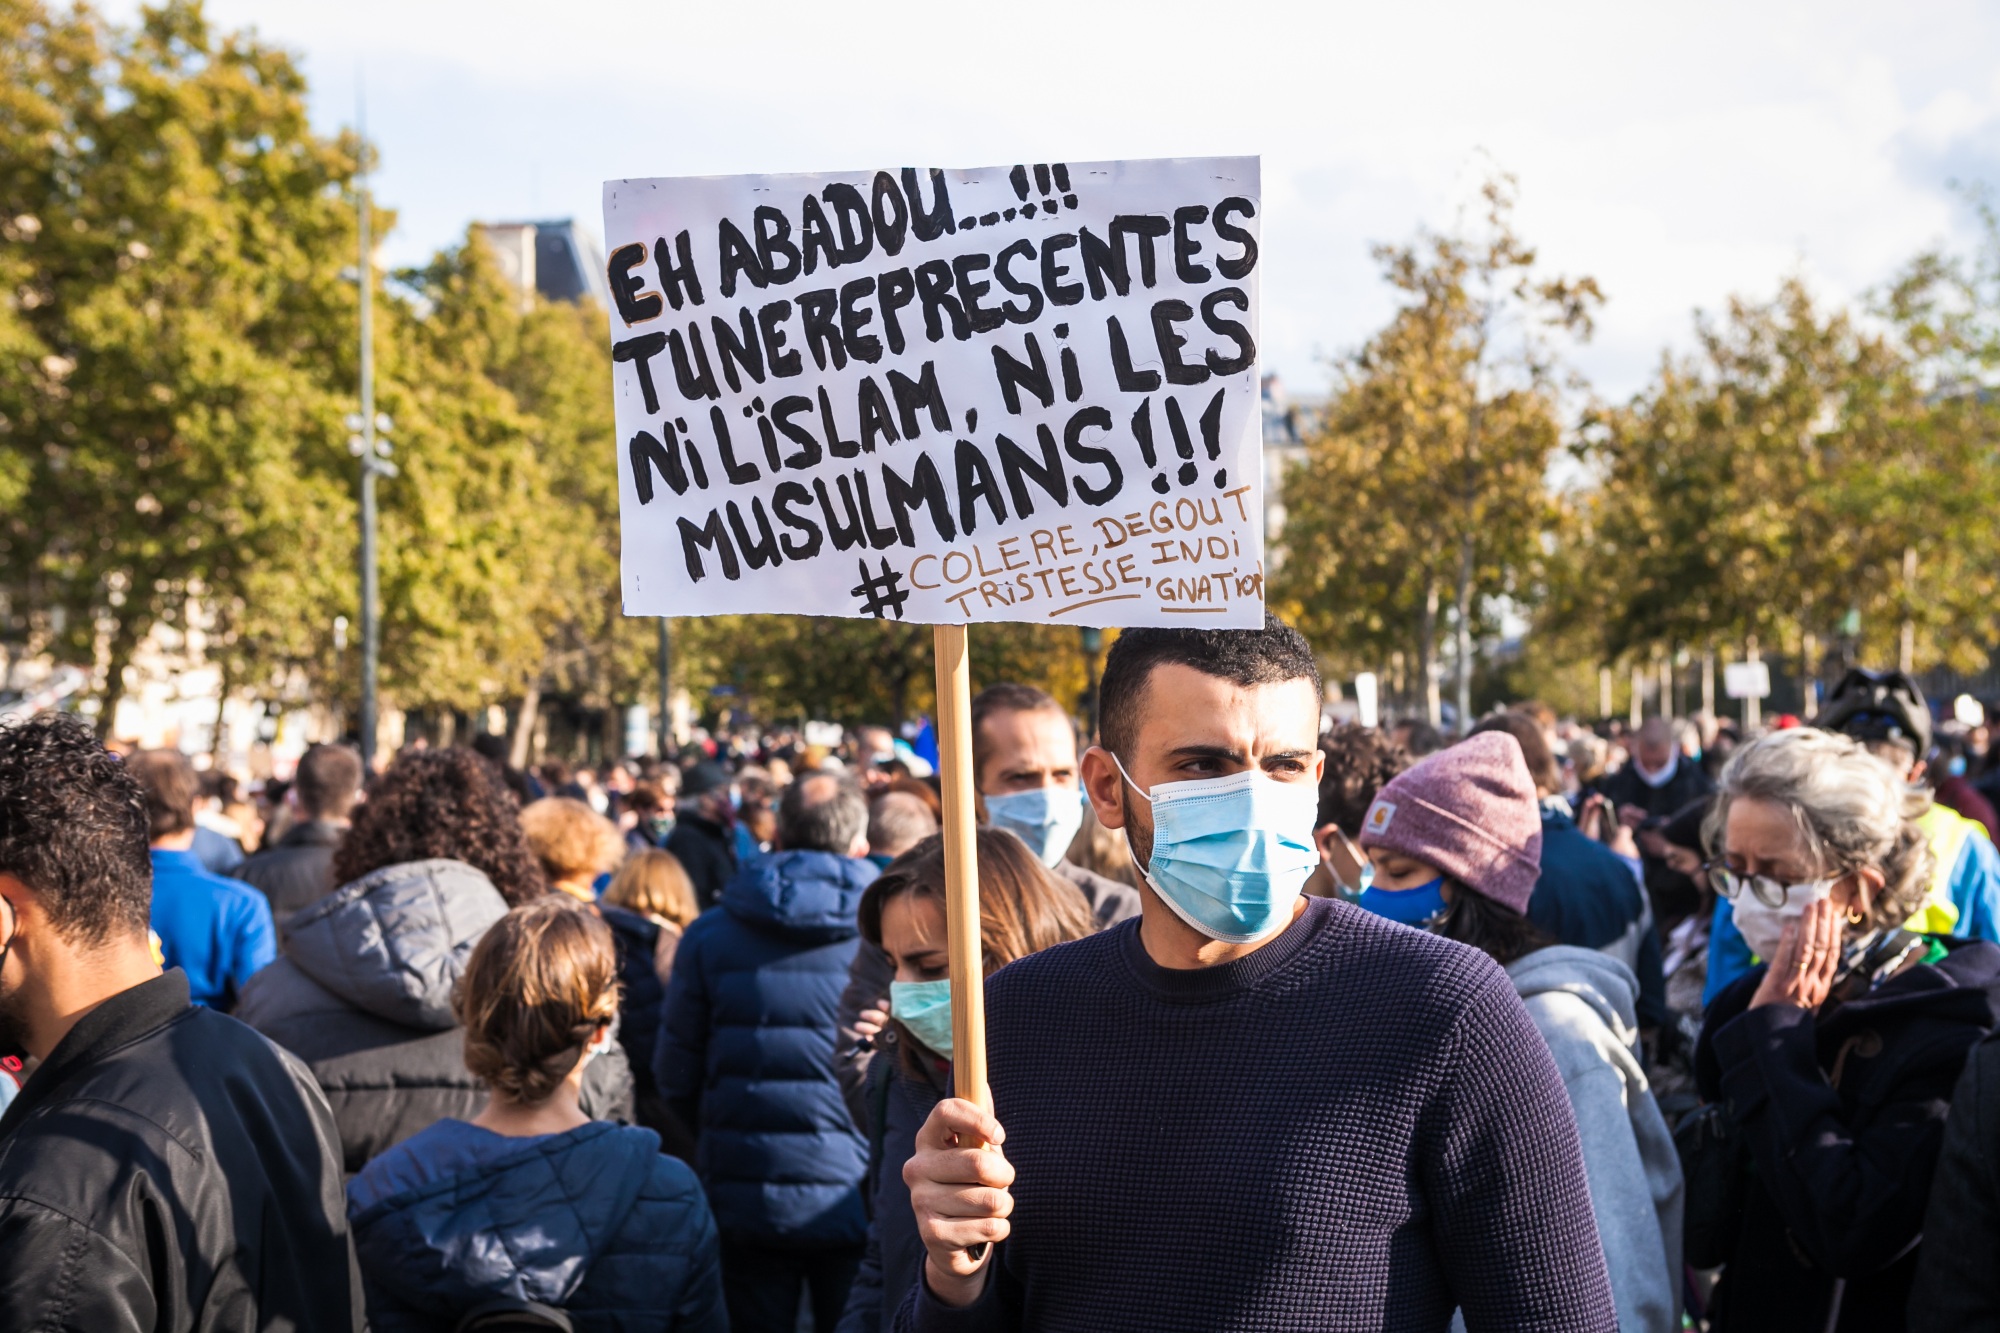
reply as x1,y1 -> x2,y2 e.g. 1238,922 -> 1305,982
1731,878 -> 1835,961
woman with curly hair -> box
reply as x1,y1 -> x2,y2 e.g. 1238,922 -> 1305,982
239,748 -> 633,1174
347,900 -> 727,1332
1689,728 -> 2000,1332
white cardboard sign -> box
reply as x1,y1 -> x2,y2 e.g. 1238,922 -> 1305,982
603,157 -> 1263,627
1724,661 -> 1771,700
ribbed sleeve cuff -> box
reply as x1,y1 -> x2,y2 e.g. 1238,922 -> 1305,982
901,1264 -> 1006,1333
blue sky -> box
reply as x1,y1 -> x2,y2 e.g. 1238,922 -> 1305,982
117,0 -> 2000,403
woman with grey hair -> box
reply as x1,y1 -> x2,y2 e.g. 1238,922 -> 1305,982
1690,727 -> 2000,1333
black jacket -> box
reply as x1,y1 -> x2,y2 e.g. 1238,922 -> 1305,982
837,1036 -> 948,1333
236,859 -> 633,1175
1910,1029 -> 2000,1328
237,818 -> 345,935
1695,937 -> 2000,1332
0,970 -> 362,1332
667,812 -> 738,910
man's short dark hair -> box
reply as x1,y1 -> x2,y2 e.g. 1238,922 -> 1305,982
970,683 -> 1069,782
1317,725 -> 1411,836
126,748 -> 199,840
1395,720 -> 1445,758
1098,614 -> 1322,759
0,714 -> 153,945
779,772 -> 868,853
294,743 -> 364,821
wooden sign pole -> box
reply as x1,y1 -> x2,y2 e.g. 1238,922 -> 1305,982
932,623 -> 990,1115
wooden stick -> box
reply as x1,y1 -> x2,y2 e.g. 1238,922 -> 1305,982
932,622 -> 990,1115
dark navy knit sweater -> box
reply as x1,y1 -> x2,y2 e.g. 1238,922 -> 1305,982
896,896 -> 1617,1333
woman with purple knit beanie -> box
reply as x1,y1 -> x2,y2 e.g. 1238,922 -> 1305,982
1358,731 -> 1684,1333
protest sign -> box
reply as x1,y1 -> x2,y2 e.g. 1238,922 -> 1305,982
603,157 -> 1264,629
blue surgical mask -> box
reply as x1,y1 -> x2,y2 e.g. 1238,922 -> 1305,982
890,978 -> 953,1058
1113,755 -> 1321,944
1949,755 -> 1969,778
984,785 -> 1085,868
1357,876 -> 1449,927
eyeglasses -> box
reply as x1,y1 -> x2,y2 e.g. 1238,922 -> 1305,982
1707,863 -> 1830,909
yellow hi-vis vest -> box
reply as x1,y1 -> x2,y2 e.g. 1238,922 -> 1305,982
1909,803 -> 1987,936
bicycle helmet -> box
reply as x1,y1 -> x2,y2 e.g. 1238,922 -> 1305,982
1814,667 -> 1932,760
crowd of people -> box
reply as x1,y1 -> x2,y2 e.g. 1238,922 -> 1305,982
6,621 -> 2000,1331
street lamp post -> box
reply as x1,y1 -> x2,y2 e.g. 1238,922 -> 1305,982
657,618 -> 672,759
348,105 -> 396,770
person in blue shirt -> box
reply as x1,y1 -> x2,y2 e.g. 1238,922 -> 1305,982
126,749 -> 275,1009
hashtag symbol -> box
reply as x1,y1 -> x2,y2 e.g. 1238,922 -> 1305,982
850,557 -> 911,620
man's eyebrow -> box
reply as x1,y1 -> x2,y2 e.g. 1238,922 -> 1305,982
1165,744 -> 1245,762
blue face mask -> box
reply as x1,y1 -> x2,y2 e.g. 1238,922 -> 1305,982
1113,755 -> 1321,944
1357,876 -> 1449,928
1949,755 -> 1969,778
890,978 -> 953,1058
984,785 -> 1085,868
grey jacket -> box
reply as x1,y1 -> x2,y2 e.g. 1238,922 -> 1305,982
236,858 -> 632,1174
1507,945 -> 1684,1333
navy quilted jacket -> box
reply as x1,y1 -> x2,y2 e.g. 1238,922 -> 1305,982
655,848 -> 876,1247
347,1118 -> 726,1332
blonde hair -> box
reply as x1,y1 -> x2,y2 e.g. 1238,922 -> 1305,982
519,797 -> 624,886
455,900 -> 620,1104
603,848 -> 700,927
1704,728 -> 1936,932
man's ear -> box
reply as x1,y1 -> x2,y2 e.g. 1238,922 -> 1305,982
1312,824 -> 1339,866
1079,746 -> 1127,830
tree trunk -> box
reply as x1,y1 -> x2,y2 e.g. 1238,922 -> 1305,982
1452,534 -> 1474,733
510,683 -> 541,769
95,623 -> 138,742
1418,576 -> 1442,729
210,658 -> 232,760
1900,546 -> 1917,673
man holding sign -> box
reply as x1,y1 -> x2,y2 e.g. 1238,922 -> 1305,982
603,158 -> 1610,1329
896,619 -> 1617,1331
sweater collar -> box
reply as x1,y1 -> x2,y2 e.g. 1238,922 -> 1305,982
150,847 -> 204,872
1118,896 -> 1341,1003
0,970 -> 189,1138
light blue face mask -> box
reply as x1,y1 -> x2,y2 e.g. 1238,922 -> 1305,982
1113,755 -> 1321,944
1357,876 -> 1449,928
984,785 -> 1086,868
889,978 -> 953,1058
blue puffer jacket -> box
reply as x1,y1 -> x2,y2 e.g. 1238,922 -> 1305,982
347,1118 -> 726,1332
655,848 -> 876,1248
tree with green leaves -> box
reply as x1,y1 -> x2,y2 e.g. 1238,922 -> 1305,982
1273,176 -> 1600,727
0,0 -> 361,731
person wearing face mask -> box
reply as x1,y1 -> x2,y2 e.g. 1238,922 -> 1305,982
347,899 -> 727,1331
834,829 -> 1095,1333
835,685 -> 1138,1129
896,617 -> 1617,1332
1705,667 -> 2000,1003
1688,727 -> 2000,1333
1357,732 -> 1683,1333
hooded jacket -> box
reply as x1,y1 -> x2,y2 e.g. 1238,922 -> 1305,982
236,859 -> 633,1173
1695,935 -> 2000,1332
655,848 -> 876,1247
1506,946 -> 1684,1333
347,1118 -> 726,1333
